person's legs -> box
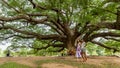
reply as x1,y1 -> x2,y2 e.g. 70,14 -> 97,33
82,48 -> 87,62
83,52 -> 87,61
84,52 -> 87,61
81,52 -> 85,61
81,52 -> 87,62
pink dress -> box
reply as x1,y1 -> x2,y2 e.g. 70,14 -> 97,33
75,44 -> 81,58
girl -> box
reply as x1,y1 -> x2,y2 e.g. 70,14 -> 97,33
75,40 -> 82,61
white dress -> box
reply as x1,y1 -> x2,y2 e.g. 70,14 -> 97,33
75,44 -> 81,58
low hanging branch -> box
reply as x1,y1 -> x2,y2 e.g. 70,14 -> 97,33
104,37 -> 120,42
91,40 -> 120,52
0,15 -> 48,24
88,32 -> 120,41
0,34 -> 34,40
29,40 -> 64,52
0,26 -> 66,41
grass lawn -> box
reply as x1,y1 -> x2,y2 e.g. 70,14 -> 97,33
0,62 -> 31,68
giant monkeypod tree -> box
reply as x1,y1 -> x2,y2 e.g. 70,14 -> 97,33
0,0 -> 120,54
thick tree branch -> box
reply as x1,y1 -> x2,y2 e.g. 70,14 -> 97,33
0,26 -> 66,41
0,34 -> 34,40
88,32 -> 120,41
0,15 -> 47,24
83,21 -> 119,41
50,20 -> 66,35
91,40 -> 120,52
104,37 -> 120,42
88,22 -> 116,30
45,23 -> 64,35
27,13 -> 48,17
0,15 -> 29,21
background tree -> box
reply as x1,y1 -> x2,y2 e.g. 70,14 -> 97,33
0,0 -> 120,55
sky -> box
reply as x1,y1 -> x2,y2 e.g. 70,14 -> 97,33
0,41 -> 11,51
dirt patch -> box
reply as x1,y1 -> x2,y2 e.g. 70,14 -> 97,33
41,63 -> 77,68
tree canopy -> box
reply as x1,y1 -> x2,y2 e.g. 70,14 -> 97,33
0,0 -> 120,54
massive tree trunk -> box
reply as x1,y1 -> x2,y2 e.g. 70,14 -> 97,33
64,35 -> 78,55
66,40 -> 76,55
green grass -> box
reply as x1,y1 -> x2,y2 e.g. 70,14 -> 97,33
35,59 -> 120,68
0,62 -> 31,68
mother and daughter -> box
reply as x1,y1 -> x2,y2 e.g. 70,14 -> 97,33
75,40 -> 87,62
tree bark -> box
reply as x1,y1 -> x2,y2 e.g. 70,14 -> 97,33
65,37 -> 76,55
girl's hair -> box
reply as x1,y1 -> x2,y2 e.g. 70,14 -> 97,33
77,40 -> 82,43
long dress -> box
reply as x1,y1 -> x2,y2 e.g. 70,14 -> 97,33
75,44 -> 81,58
